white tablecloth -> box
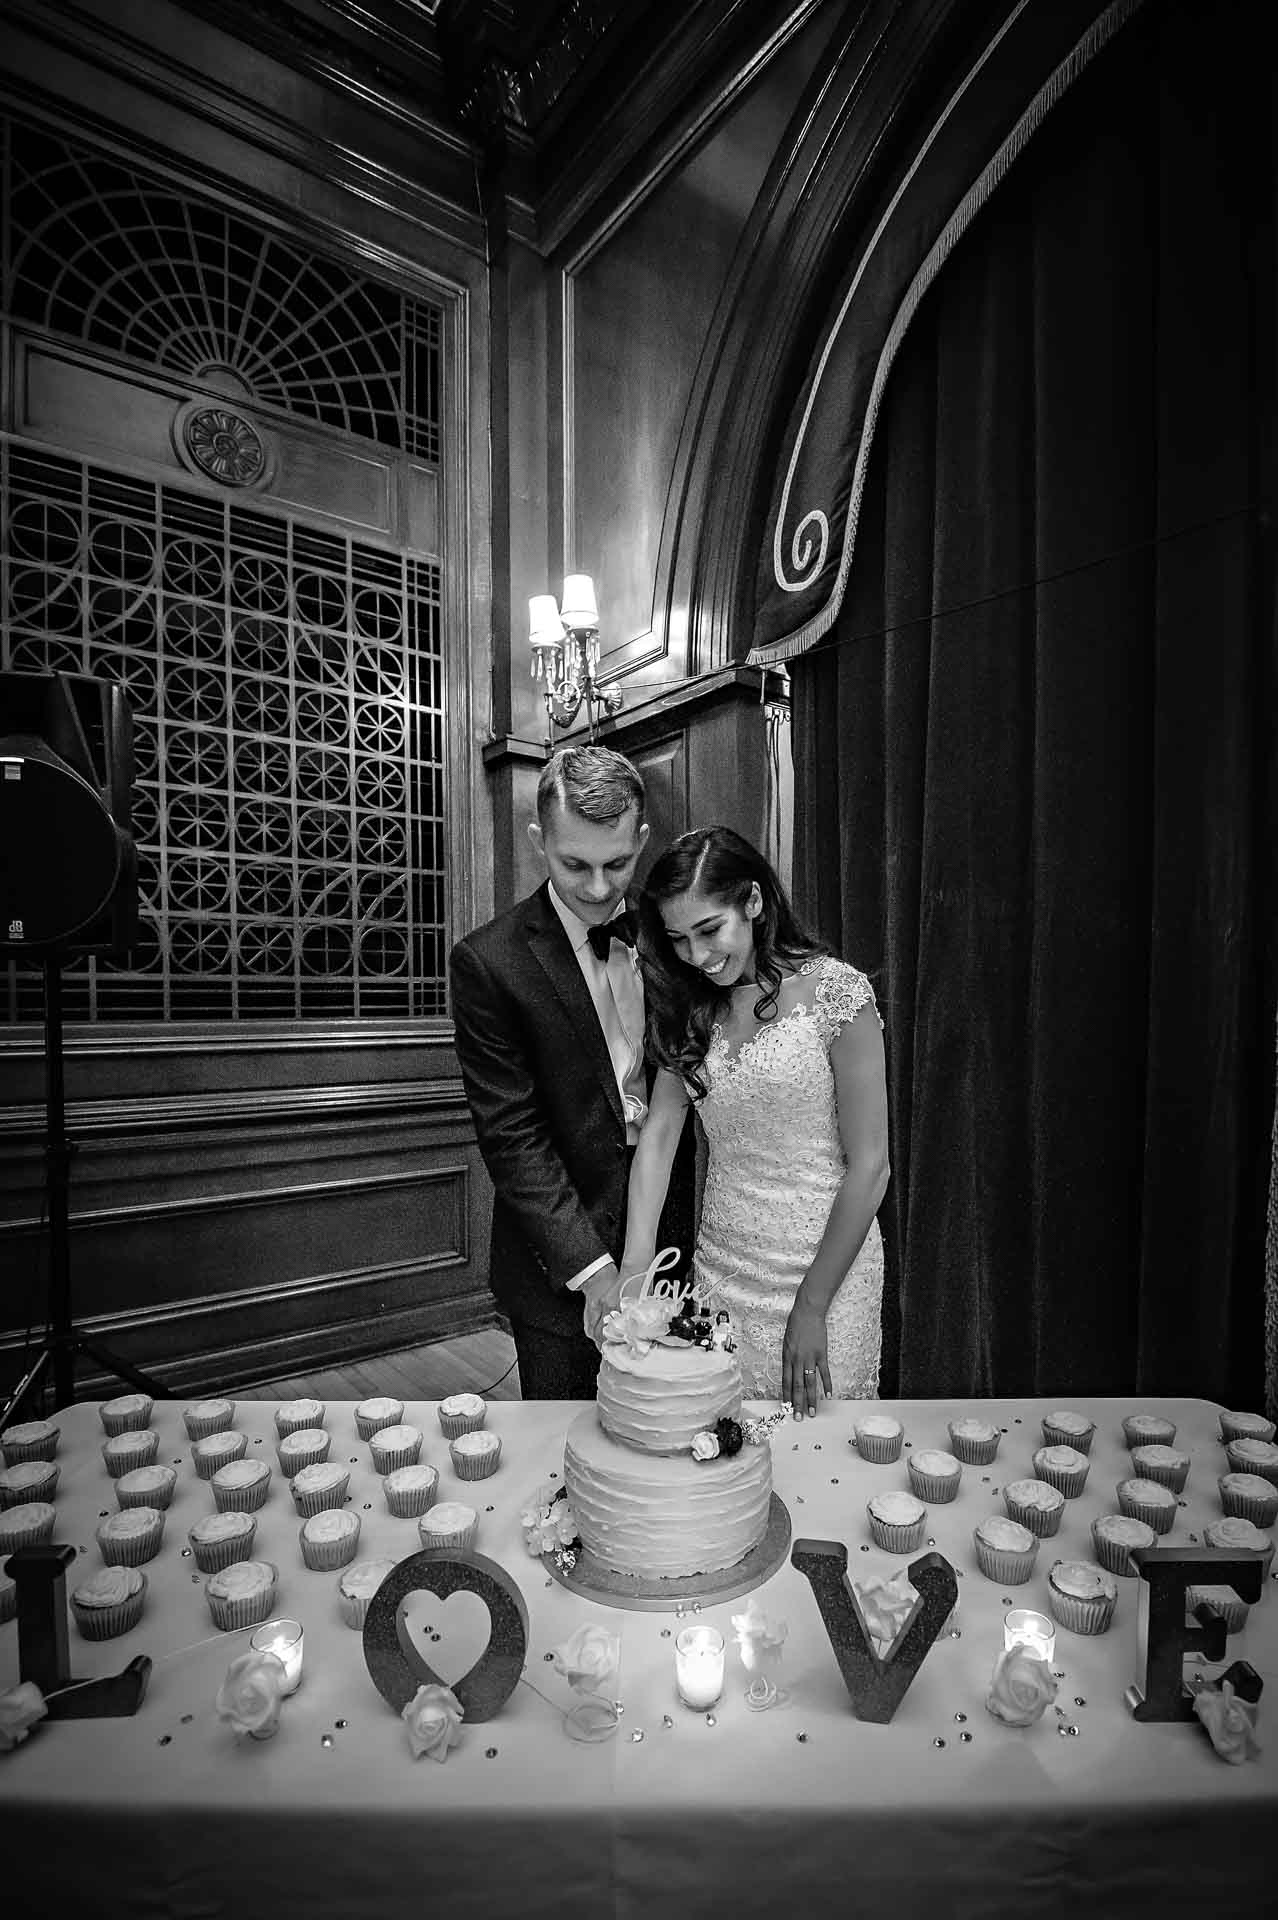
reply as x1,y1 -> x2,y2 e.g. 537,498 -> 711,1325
1,1395 -> 1274,1919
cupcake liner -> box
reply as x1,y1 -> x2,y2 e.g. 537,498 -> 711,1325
188,1519 -> 257,1574
1041,1418 -> 1096,1455
1224,1441 -> 1278,1487
906,1462 -> 960,1503
291,1473 -> 351,1518
1,1424 -> 60,1465
72,1576 -> 147,1641
211,1466 -> 272,1513
1187,1584 -> 1250,1634
116,1468 -> 177,1512
193,1433 -> 249,1480
972,1532 -> 1039,1585
337,1563 -> 397,1631
854,1428 -> 904,1464
449,1437 -> 502,1481
0,1462 -> 60,1508
0,1505 -> 57,1553
1122,1416 -> 1176,1448
866,1508 -> 926,1554
183,1403 -> 237,1442
384,1471 -> 438,1519
1116,1483 -> 1176,1534
1129,1448 -> 1189,1493
1219,1412 -> 1277,1445
0,1579 -> 15,1626
299,1517 -> 361,1571
369,1438 -> 423,1476
99,1397 -> 154,1438
102,1433 -> 160,1479
206,1566 -> 279,1632
275,1403 -> 326,1439
1031,1453 -> 1090,1498
1003,1485 -> 1065,1538
278,1431 -> 332,1476
947,1430 -> 1000,1466
355,1404 -> 404,1441
1217,1475 -> 1278,1527
417,1505 -> 479,1553
97,1511 -> 165,1566
1048,1584 -> 1117,1636
1091,1520 -> 1157,1577
436,1405 -> 487,1441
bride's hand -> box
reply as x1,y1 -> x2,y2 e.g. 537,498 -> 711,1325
782,1302 -> 831,1419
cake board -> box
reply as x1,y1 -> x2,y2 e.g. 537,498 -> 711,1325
542,1492 -> 793,1613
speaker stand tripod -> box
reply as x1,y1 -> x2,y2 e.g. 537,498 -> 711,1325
1,953 -> 167,1426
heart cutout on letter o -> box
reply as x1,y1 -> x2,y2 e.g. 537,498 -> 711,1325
363,1549 -> 529,1724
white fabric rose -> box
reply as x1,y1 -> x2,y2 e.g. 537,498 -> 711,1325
0,1682 -> 47,1753
851,1571 -> 917,1649
601,1299 -> 677,1358
985,1646 -> 1059,1727
554,1504 -> 579,1545
215,1652 -> 285,1739
691,1431 -> 720,1462
402,1682 -> 464,1761
552,1621 -> 620,1693
1193,1680 -> 1262,1765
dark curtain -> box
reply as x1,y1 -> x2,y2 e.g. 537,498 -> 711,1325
792,1 -> 1276,1402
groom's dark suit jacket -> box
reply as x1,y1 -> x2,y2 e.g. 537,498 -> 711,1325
450,881 -> 692,1337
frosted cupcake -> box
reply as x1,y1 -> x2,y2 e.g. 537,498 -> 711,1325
852,1413 -> 904,1464
1186,1583 -> 1251,1634
1092,1512 -> 1158,1576
1224,1438 -> 1278,1488
96,1505 -> 165,1566
1,1419 -> 59,1465
947,1417 -> 1000,1466
1218,1472 -> 1278,1527
210,1458 -> 272,1513
0,1460 -> 59,1509
116,1465 -> 178,1512
906,1448 -> 962,1503
192,1431 -> 248,1480
337,1557 -> 397,1630
436,1393 -> 487,1440
183,1399 -> 236,1441
1031,1445 -> 1090,1498
1116,1476 -> 1178,1535
1003,1478 -> 1066,1538
206,1558 -> 278,1631
299,1508 -> 361,1572
70,1565 -> 147,1640
866,1490 -> 927,1553
354,1397 -> 404,1441
99,1393 -> 154,1438
1129,1443 -> 1190,1493
972,1516 -> 1039,1585
1122,1413 -> 1177,1448
368,1424 -> 423,1475
1046,1558 -> 1119,1636
277,1428 -> 332,1477
290,1462 -> 351,1518
1202,1515 -> 1275,1580
188,1509 -> 258,1574
1041,1410 -> 1096,1454
384,1463 -> 439,1519
449,1430 -> 502,1481
418,1500 -> 479,1552
275,1398 -> 326,1440
1218,1411 -> 1277,1445
102,1430 -> 160,1479
0,1501 -> 56,1553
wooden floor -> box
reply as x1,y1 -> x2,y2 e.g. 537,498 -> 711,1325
236,1327 -> 522,1404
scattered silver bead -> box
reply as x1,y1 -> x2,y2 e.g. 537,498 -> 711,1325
321,1734 -> 334,1748
959,1731 -> 973,1744
933,1736 -> 946,1748
954,1711 -> 967,1723
486,1747 -> 498,1758
705,1714 -> 716,1726
662,1715 -> 674,1728
796,1731 -> 808,1742
630,1729 -> 644,1742
948,1628 -> 961,1638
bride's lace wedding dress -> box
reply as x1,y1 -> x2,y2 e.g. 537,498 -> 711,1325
692,955 -> 884,1400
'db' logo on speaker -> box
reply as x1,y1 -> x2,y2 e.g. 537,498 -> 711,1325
7,919 -> 24,941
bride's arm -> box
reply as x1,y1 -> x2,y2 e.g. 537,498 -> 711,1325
784,1005 -> 890,1415
620,1067 -> 692,1276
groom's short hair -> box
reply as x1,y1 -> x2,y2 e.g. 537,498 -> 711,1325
536,745 -> 645,827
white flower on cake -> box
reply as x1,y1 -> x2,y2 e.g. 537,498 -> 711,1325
601,1297 -> 680,1358
215,1651 -> 285,1739
520,1483 -> 582,1571
0,1682 -> 47,1753
985,1646 -> 1058,1726
691,1431 -> 720,1461
850,1571 -> 917,1650
402,1682 -> 464,1761
552,1621 -> 620,1693
1193,1679 -> 1262,1765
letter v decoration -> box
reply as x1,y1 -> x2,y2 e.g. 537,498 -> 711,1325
790,1539 -> 959,1723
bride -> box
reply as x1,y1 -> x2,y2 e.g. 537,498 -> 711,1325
592,825 -> 889,1417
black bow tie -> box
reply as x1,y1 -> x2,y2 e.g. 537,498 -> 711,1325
586,910 -> 637,960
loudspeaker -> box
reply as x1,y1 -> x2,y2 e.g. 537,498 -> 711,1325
0,670 -> 138,958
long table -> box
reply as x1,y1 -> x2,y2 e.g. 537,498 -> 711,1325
1,1395 -> 1274,1918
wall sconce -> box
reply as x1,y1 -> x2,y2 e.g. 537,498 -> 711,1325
529,575 -> 624,740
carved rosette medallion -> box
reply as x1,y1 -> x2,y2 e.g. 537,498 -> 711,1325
176,404 -> 272,488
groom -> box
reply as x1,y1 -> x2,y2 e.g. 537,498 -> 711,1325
450,744 -> 690,1398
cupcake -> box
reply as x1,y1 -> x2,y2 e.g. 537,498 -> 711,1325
1218,1472 -> 1278,1527
1041,1410 -> 1096,1454
289,1463 -> 351,1518
906,1448 -> 962,1503
96,1506 -> 165,1566
1091,1512 -> 1158,1576
337,1557 -> 397,1630
205,1558 -> 278,1631
1115,1476 -> 1178,1535
275,1398 -> 326,1440
1122,1413 -> 1177,1449
1224,1438 -> 1278,1488
210,1458 -> 272,1513
0,1502 -> 56,1553
972,1515 -> 1039,1585
1129,1443 -> 1190,1493
102,1430 -> 161,1479
99,1393 -> 154,1437
1186,1583 -> 1251,1634
188,1510 -> 258,1574
115,1465 -> 178,1512
277,1428 -> 332,1477
183,1399 -> 236,1441
192,1431 -> 249,1480
384,1464 -> 439,1519
418,1500 -> 479,1552
368,1424 -> 423,1476
449,1431 -> 502,1481
436,1393 -> 488,1441
1,1420 -> 60,1465
1202,1516 -> 1275,1580
0,1572 -> 15,1626
0,1460 -> 59,1509
1218,1411 -> 1277,1445
299,1508 -> 361,1572
1031,1445 -> 1090,1498
852,1413 -> 904,1464
1047,1559 -> 1119,1635
354,1396 -> 404,1441
1002,1478 -> 1066,1538
947,1417 -> 1000,1466
70,1565 -> 147,1640
866,1490 -> 927,1553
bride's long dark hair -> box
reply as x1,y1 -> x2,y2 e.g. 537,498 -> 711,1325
639,826 -> 827,1099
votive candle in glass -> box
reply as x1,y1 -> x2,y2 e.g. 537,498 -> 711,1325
674,1624 -> 725,1710
1003,1608 -> 1055,1666
249,1616 -> 304,1695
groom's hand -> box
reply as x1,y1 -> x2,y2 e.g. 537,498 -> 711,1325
581,1260 -> 625,1346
